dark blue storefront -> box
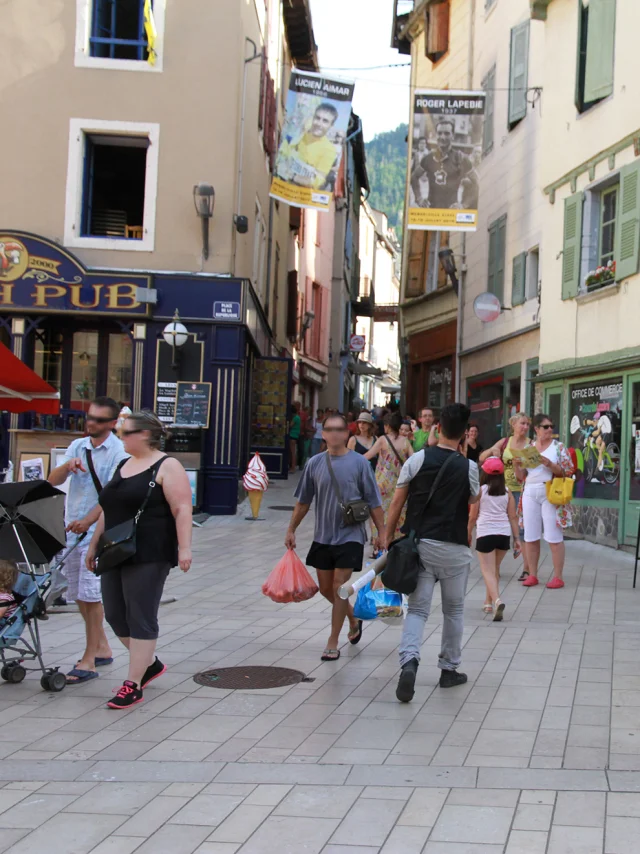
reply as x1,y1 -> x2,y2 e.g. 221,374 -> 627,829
0,232 -> 289,515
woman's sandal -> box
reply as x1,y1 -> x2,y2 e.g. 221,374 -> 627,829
518,570 -> 529,582
493,600 -> 506,622
348,620 -> 363,645
321,649 -> 340,661
482,603 -> 493,614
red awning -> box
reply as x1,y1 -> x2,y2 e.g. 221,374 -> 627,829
0,342 -> 60,415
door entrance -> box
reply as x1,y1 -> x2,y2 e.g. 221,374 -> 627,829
623,374 -> 640,545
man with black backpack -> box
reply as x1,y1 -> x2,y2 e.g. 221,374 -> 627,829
384,403 -> 480,702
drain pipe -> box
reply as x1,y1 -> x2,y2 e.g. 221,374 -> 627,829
233,38 -> 261,276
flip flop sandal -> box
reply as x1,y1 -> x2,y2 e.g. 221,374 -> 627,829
482,604 -> 493,614
321,649 -> 340,661
348,620 -> 363,645
76,657 -> 114,668
493,600 -> 506,622
66,668 -> 99,685
518,570 -> 530,581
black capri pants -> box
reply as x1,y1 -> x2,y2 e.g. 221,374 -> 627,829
101,562 -> 171,640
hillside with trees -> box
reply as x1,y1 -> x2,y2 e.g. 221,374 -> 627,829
365,123 -> 408,245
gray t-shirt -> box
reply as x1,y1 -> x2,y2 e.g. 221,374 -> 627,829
397,447 -> 480,567
294,450 -> 382,545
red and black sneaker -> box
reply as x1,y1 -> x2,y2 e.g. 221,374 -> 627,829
107,680 -> 143,709
141,657 -> 166,689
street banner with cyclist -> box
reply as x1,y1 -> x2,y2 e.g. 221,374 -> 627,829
569,379 -> 623,500
408,89 -> 485,232
270,70 -> 355,212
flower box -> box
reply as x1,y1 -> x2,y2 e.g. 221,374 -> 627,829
584,260 -> 616,292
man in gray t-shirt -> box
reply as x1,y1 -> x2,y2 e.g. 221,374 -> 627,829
286,414 -> 384,662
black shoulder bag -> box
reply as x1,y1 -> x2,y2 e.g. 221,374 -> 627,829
382,452 -> 459,595
95,457 -> 166,576
85,450 -> 103,497
325,452 -> 371,527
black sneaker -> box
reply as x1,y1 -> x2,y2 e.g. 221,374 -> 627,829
396,658 -> 419,703
141,657 -> 166,689
439,669 -> 468,688
107,680 -> 143,709
52,596 -> 67,607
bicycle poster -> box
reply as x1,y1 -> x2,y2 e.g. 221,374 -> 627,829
569,379 -> 623,500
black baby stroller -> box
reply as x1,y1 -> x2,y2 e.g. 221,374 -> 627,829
0,480 -> 72,692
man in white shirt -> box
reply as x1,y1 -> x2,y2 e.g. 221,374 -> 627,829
49,397 -> 128,684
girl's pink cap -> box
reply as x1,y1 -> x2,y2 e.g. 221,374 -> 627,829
482,457 -> 504,475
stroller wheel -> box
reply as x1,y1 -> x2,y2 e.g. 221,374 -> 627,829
41,671 -> 66,693
8,665 -> 26,684
0,666 -> 9,682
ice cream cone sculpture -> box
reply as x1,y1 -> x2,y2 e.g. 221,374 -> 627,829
116,406 -> 132,438
243,453 -> 269,519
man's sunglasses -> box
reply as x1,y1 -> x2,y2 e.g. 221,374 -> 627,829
540,424 -> 554,430
86,415 -> 115,424
121,428 -> 143,436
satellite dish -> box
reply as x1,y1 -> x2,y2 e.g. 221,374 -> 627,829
473,292 -> 502,322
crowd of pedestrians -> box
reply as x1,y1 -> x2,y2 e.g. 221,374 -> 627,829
286,399 -> 575,703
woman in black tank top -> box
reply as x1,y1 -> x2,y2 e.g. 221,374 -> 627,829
347,412 -> 378,470
87,411 -> 193,710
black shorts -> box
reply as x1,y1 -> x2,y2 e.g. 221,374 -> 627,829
476,535 -> 511,554
306,541 -> 364,571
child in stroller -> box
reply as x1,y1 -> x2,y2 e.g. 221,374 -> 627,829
0,556 -> 67,692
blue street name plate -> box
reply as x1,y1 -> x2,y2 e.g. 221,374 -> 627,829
213,300 -> 241,321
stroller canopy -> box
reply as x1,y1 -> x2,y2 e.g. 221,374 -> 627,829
0,481 -> 66,564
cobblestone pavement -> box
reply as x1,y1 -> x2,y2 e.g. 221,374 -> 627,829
1,474 -> 640,853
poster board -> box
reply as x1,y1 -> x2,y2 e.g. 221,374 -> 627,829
174,382 -> 212,429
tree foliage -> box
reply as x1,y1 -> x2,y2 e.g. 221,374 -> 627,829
365,123 -> 408,246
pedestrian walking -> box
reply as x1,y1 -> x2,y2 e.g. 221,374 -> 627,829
480,412 -> 532,581
384,403 -> 480,702
468,457 -> 521,621
364,412 -> 413,552
48,397 -> 128,685
347,411 -> 378,469
465,423 -> 483,463
411,407 -> 435,451
310,409 -> 324,457
86,411 -> 193,708
285,414 -> 385,661
289,402 -> 301,473
518,413 -> 574,589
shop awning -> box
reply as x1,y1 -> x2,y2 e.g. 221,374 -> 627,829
352,360 -> 383,377
0,342 -> 60,415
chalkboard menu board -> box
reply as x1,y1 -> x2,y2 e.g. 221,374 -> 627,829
174,382 -> 212,428
162,428 -> 202,454
155,381 -> 177,425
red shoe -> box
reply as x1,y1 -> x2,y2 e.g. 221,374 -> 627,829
522,575 -> 539,586
546,577 -> 565,589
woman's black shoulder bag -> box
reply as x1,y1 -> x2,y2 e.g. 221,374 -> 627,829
382,452 -> 459,595
95,457 -> 166,576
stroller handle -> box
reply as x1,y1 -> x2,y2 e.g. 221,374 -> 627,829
337,551 -> 388,600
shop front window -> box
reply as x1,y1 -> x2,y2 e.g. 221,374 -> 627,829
568,378 -> 623,500
33,328 -> 63,392
106,332 -> 132,405
507,377 -> 521,419
468,374 -> 504,447
427,359 -> 453,413
630,381 -> 640,503
70,331 -> 99,410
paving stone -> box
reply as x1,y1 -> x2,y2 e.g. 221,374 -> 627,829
207,805 -> 273,844
430,805 -> 514,844
607,792 -> 640,816
132,823 -> 211,854
605,816 -> 640,853
505,830 -> 549,853
274,785 -> 361,819
236,815 -> 338,854
512,803 -> 553,831
547,825 -> 604,854
2,812 -> 127,854
330,798 -> 404,846
554,791 -> 605,827
380,824 -> 431,853
477,768 -> 608,790
397,787 -> 448,826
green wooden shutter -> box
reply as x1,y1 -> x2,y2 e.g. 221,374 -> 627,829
561,192 -> 583,299
508,21 -> 529,126
584,0 -> 616,102
495,215 -> 507,303
487,221 -> 498,295
615,160 -> 640,281
482,66 -> 496,155
511,252 -> 527,306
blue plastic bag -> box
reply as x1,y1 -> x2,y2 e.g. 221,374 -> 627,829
354,582 -> 403,622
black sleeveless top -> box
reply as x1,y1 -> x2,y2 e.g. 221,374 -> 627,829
99,456 -> 178,566
353,438 -> 377,470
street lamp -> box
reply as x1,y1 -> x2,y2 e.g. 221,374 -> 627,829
438,248 -> 459,296
193,183 -> 215,259
163,309 -> 189,370
299,310 -> 315,345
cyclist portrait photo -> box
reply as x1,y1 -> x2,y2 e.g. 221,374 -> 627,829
569,381 -> 623,500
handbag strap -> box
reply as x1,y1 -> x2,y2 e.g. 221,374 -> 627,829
385,435 -> 404,465
325,451 -> 345,509
85,449 -> 103,496
134,455 -> 168,523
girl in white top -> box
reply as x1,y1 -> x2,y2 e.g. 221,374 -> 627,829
468,457 -> 521,622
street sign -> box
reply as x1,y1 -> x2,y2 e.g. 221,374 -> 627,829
349,334 -> 366,352
473,292 -> 502,322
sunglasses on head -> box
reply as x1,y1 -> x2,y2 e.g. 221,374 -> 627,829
86,415 -> 114,424
121,428 -> 143,436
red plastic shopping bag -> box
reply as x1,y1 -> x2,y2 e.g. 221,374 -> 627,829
262,550 -> 319,603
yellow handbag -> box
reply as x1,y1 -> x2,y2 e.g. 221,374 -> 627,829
546,477 -> 574,506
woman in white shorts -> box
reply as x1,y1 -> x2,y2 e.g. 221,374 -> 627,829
517,413 -> 574,589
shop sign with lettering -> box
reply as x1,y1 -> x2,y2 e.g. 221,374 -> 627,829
0,232 -> 150,315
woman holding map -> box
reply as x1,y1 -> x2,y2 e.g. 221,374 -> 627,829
480,413 -> 532,581
515,414 -> 574,590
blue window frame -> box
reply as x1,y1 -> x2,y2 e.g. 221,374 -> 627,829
89,0 -> 151,61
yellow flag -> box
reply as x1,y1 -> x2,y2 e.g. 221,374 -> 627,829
143,0 -> 157,66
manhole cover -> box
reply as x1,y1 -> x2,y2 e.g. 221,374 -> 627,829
267,505 -> 296,511
193,666 -> 313,690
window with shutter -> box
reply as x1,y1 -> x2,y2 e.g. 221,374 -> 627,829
614,160 -> 640,280
482,66 -> 496,156
561,192 -> 583,299
508,21 -> 529,128
286,270 -> 298,339
425,0 -> 450,64
406,230 -> 428,297
526,247 -> 540,300
487,216 -> 506,302
511,252 -> 527,306
576,0 -> 616,113
487,221 -> 498,296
